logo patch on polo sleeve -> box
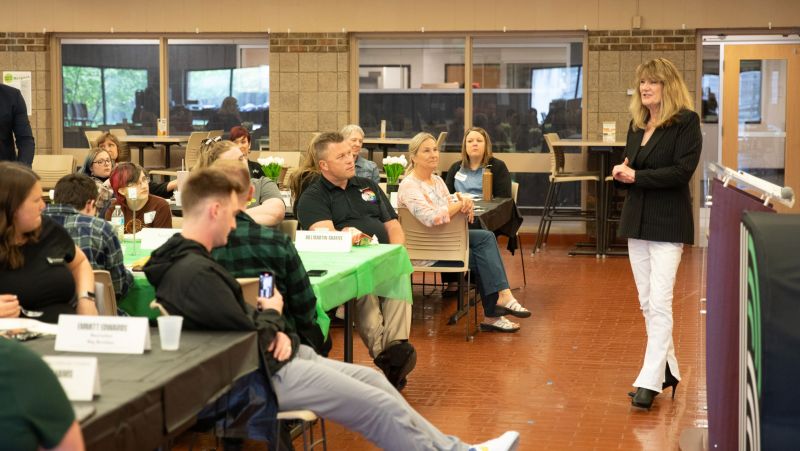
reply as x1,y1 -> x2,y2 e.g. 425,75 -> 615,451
360,188 -> 377,203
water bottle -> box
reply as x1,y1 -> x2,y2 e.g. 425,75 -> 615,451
110,205 -> 125,242
482,166 -> 493,201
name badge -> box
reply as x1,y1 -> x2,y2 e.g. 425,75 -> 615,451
295,230 -> 352,253
143,211 -> 156,225
454,171 -> 467,182
280,190 -> 292,208
42,356 -> 101,402
55,315 -> 151,354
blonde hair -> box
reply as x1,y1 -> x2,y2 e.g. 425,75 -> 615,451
193,140 -> 239,171
460,127 -> 493,168
629,58 -> 694,131
289,132 -> 344,207
406,132 -> 437,173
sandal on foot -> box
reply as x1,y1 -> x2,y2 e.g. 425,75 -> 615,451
494,299 -> 531,318
480,316 -> 520,333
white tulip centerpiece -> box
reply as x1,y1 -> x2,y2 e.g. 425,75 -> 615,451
258,156 -> 285,181
382,155 -> 408,187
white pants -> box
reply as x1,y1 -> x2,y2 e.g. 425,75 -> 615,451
628,238 -> 683,392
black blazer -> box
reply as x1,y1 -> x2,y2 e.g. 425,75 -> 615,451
445,157 -> 512,198
0,84 -> 35,166
617,109 -> 702,245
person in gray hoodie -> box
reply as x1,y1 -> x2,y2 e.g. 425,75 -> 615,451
143,168 -> 520,451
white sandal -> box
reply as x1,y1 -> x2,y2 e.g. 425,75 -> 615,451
480,316 -> 521,333
495,299 -> 531,318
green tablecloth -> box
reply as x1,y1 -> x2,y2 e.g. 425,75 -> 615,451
119,240 -> 414,339
299,244 -> 414,311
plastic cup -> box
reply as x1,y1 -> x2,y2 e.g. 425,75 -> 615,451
176,170 -> 190,192
174,191 -> 182,207
157,316 -> 183,351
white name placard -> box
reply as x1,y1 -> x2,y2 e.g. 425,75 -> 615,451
55,315 -> 151,354
295,230 -> 352,253
43,356 -> 100,401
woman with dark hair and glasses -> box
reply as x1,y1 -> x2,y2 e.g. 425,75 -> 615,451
0,162 -> 98,323
104,162 -> 172,232
79,147 -> 116,217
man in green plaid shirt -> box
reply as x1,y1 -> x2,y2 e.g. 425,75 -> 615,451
210,161 -> 328,354
44,174 -> 132,299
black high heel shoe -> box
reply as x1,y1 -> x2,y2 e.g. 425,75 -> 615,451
627,364 -> 682,399
631,387 -> 658,409
663,364 -> 680,400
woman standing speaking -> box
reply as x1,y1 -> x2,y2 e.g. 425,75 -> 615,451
612,58 -> 702,409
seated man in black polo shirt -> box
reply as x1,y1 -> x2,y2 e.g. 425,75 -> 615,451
295,131 -> 415,390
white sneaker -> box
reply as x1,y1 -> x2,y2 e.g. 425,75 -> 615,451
469,431 -> 520,451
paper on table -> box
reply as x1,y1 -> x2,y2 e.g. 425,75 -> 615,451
136,228 -> 180,250
0,318 -> 59,335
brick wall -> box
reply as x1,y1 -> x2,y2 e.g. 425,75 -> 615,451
0,32 -> 51,155
269,33 -> 349,152
586,29 -> 697,136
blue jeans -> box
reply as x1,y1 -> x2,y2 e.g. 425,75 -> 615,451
195,369 -> 279,444
468,229 -> 510,317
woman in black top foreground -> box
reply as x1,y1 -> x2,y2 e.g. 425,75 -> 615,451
0,162 -> 98,323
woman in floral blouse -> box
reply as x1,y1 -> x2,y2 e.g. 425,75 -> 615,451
398,132 -> 530,332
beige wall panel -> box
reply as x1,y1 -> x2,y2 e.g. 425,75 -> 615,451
596,0 -> 637,30
532,0 -> 599,30
145,0 -> 190,32
4,0 -> 800,32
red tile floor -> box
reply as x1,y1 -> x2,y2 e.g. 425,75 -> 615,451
175,238 -> 708,450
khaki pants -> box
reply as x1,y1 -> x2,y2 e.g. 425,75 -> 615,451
355,294 -> 412,358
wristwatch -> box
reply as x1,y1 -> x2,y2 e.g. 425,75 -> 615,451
78,291 -> 96,302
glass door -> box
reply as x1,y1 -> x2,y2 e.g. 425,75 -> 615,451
722,44 -> 800,212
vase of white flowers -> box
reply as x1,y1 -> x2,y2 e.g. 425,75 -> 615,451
382,155 -> 407,192
257,156 -> 285,182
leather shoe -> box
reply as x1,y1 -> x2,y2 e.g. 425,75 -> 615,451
374,341 -> 416,391
631,387 -> 658,409
627,365 -> 681,400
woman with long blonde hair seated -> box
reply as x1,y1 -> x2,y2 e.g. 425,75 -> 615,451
397,132 -> 530,332
195,140 -> 284,226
